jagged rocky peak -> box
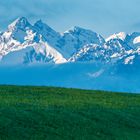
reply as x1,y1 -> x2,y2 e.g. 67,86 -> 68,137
2,17 -> 140,65
34,20 -> 53,31
69,43 -> 109,62
34,19 -> 60,40
65,26 -> 88,33
106,32 -> 127,42
65,26 -> 95,34
58,26 -> 106,59
125,32 -> 140,48
8,17 -> 32,31
64,26 -> 105,44
62,26 -> 105,47
106,38 -> 132,51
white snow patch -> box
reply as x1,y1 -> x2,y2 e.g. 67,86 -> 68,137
111,53 -> 120,58
124,55 -> 135,64
106,32 -> 126,42
34,40 -> 67,64
133,36 -> 140,44
88,69 -> 104,78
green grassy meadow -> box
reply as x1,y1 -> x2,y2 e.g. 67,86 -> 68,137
0,85 -> 139,140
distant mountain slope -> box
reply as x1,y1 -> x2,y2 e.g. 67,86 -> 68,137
0,17 -> 105,64
0,62 -> 140,93
1,17 -> 140,65
1,18 -> 140,92
0,17 -> 67,64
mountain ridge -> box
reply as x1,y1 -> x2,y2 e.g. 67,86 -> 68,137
1,18 -> 140,92
0,17 -> 140,65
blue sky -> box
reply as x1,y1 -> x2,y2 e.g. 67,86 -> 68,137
0,0 -> 140,37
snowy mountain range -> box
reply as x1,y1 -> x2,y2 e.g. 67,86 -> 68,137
1,17 -> 140,93
1,17 -> 140,65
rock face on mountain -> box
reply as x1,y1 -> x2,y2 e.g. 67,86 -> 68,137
0,17 -> 106,64
1,17 -> 140,66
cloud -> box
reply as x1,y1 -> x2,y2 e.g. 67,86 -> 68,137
87,69 -> 104,78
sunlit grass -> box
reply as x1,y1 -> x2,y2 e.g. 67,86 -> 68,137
0,85 -> 139,140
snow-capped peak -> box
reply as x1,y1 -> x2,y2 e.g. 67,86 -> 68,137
65,26 -> 89,33
106,32 -> 127,42
2,17 -> 140,65
60,26 -> 105,58
125,32 -> 140,49
8,17 -> 31,31
34,19 -> 60,44
34,20 -> 57,34
63,26 -> 83,34
64,26 -> 104,41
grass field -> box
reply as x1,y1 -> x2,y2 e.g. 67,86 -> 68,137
0,85 -> 139,140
